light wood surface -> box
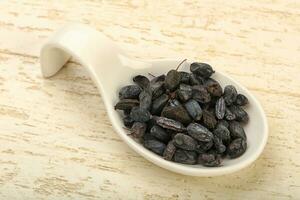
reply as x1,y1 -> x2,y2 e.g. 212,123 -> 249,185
0,0 -> 299,199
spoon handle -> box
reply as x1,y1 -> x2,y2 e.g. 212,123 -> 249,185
40,23 -> 125,76
40,23 -> 141,103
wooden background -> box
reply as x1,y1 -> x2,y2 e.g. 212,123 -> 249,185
0,0 -> 299,199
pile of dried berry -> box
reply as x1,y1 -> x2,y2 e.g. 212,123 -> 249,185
115,61 -> 249,167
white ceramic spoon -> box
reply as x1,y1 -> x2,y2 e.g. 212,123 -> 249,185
40,23 -> 268,176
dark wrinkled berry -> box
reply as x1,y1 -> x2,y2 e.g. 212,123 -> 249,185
177,84 -> 192,102
139,90 -> 152,110
165,70 -> 181,91
187,123 -> 214,142
198,153 -> 221,167
151,94 -> 169,115
196,141 -> 214,153
202,110 -> 217,129
189,73 -> 203,85
119,85 -> 142,99
174,149 -> 197,164
168,99 -> 181,107
214,125 -> 231,143
133,75 -> 150,89
179,71 -> 190,84
151,81 -> 165,99
225,108 -> 236,121
131,122 -> 147,138
150,74 -> 165,83
144,139 -> 166,156
192,85 -> 211,103
229,105 -> 249,123
184,99 -> 202,121
224,85 -> 237,105
123,115 -> 134,128
227,138 -> 247,158
163,140 -> 177,160
155,117 -> 186,132
190,62 -> 214,78
213,137 -> 226,154
161,105 -> 192,125
204,78 -> 222,97
130,107 -> 151,122
123,109 -> 131,116
174,133 -> 197,151
117,61 -> 250,166
215,97 -> 226,119
150,125 -> 170,143
143,132 -> 156,141
167,130 -> 177,139
229,121 -> 246,140
146,117 -> 157,132
217,120 -> 229,128
205,97 -> 218,109
115,99 -> 139,110
235,94 -> 248,106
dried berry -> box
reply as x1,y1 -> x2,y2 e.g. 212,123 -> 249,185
161,105 -> 192,125
196,141 -> 214,153
235,94 -> 248,106
168,99 -> 181,107
123,109 -> 131,116
187,123 -> 214,142
179,71 -> 190,84
150,74 -> 165,83
123,115 -> 134,128
225,108 -> 236,121
144,139 -> 166,156
139,90 -> 152,110
204,78 -> 222,97
189,73 -> 203,85
151,81 -> 165,99
130,107 -> 151,122
229,105 -> 249,123
215,97 -> 226,119
115,99 -> 139,110
133,75 -> 150,89
163,140 -> 177,160
155,117 -> 186,132
146,117 -> 157,131
224,85 -> 237,105
198,153 -> 221,167
229,121 -> 246,140
150,125 -> 171,143
119,85 -> 142,99
227,138 -> 247,158
174,149 -> 197,164
151,94 -> 169,115
131,122 -> 147,138
202,110 -> 217,129
167,130 -> 177,139
177,84 -> 192,102
214,125 -> 231,143
213,137 -> 226,154
116,61 -> 250,166
165,70 -> 181,91
143,132 -> 156,141
192,85 -> 211,103
174,133 -> 197,151
190,62 -> 214,78
217,120 -> 229,129
184,99 -> 202,121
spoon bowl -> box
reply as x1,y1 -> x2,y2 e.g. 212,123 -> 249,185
40,23 -> 268,176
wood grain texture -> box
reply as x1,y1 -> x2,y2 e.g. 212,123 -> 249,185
0,0 -> 299,199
